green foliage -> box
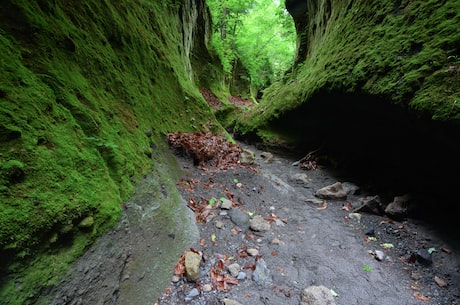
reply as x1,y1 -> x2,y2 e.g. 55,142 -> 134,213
207,0 -> 296,94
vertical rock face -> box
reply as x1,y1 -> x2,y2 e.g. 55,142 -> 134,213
180,0 -> 222,87
285,0 -> 332,65
0,0 -> 219,304
180,0 -> 211,80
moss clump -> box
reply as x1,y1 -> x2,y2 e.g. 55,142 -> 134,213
0,0 -> 221,304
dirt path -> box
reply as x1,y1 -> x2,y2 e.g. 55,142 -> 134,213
156,142 -> 460,305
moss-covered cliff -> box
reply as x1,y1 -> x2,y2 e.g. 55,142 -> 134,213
0,0 -> 222,303
236,0 -> 459,135
233,0 -> 460,216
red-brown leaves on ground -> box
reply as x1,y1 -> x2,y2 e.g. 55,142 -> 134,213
187,198 -> 215,223
299,158 -> 320,170
167,131 -> 242,169
200,88 -> 223,109
174,253 -> 186,276
210,259 -> 238,292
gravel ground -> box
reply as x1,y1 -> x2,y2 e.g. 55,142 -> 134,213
156,142 -> 460,305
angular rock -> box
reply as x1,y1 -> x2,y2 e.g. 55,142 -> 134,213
300,285 -> 336,305
260,151 -> 273,163
227,263 -> 240,277
252,258 -> 272,285
289,173 -> 311,185
240,149 -> 255,164
250,215 -> 271,232
355,195 -> 384,215
221,198 -> 233,209
315,182 -> 347,199
385,194 -> 412,219
184,250 -> 202,282
229,208 -> 250,230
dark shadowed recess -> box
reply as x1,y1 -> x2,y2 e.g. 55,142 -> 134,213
246,92 -> 460,238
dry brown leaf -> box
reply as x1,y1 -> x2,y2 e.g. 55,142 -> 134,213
440,247 -> 452,254
434,276 -> 447,287
174,254 -> 185,275
316,201 -> 328,211
413,292 -> 429,301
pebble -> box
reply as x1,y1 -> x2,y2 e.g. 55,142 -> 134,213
237,271 -> 247,280
247,248 -> 259,256
184,288 -> 199,301
202,284 -> 212,292
227,263 -> 240,277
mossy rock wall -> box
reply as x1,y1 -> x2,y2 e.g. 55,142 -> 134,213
0,0 -> 220,303
236,0 -> 460,134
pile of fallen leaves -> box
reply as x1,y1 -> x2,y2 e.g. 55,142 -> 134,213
167,131 -> 242,169
200,88 -> 223,109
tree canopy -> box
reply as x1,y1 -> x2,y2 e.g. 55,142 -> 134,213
207,0 -> 296,97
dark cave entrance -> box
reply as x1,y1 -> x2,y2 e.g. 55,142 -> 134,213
254,91 -> 460,233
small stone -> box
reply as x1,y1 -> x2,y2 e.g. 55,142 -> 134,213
348,213 -> 361,223
202,284 -> 212,292
260,151 -> 273,163
214,220 -> 224,229
250,215 -> 271,232
237,271 -> 247,280
229,208 -> 250,230
300,285 -> 336,305
185,288 -> 199,301
315,182 -> 347,199
171,275 -> 181,283
271,237 -> 281,245
240,149 -> 255,164
374,250 -> 385,261
247,248 -> 259,256
227,263 -> 240,277
416,249 -> 433,266
185,250 -> 202,281
221,199 -> 233,209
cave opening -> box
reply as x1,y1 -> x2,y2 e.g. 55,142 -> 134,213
262,91 -> 460,235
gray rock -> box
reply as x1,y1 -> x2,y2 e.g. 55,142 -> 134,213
250,215 -> 271,232
290,173 -> 312,185
221,199 -> 233,209
300,285 -> 336,305
237,271 -> 247,280
355,195 -> 384,215
229,208 -> 250,230
252,259 -> 272,285
185,288 -> 199,301
315,182 -> 347,199
385,194 -> 411,219
227,263 -> 240,277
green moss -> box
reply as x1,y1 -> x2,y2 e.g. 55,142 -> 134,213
0,0 -> 222,304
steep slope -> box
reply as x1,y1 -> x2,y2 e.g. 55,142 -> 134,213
0,1 -> 222,303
